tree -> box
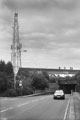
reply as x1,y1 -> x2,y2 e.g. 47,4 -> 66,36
75,72 -> 80,92
49,77 -> 56,83
0,60 -> 14,95
43,71 -> 49,80
5,62 -> 14,90
31,72 -> 49,90
7,76 -> 14,89
5,62 -> 14,76
0,72 -> 7,93
0,60 -> 6,72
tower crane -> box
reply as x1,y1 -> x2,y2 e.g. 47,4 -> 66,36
11,13 -> 22,89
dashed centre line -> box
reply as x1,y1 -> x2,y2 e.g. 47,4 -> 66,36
0,118 -> 8,120
0,107 -> 13,112
0,96 -> 50,113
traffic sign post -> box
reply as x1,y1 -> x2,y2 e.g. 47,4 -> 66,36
19,80 -> 22,87
19,80 -> 23,96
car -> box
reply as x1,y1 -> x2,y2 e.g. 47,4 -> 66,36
53,90 -> 65,99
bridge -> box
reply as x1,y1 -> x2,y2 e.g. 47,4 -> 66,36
18,67 -> 79,93
19,67 -> 79,77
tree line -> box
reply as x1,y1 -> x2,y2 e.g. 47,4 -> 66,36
0,60 -> 52,97
0,60 -> 14,94
0,60 -> 80,97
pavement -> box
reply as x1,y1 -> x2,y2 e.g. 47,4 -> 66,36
68,92 -> 80,120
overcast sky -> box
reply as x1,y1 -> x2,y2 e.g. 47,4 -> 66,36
1,0 -> 80,69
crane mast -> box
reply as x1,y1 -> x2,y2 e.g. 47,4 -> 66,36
11,13 -> 22,80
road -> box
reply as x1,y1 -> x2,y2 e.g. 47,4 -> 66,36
0,94 -> 70,120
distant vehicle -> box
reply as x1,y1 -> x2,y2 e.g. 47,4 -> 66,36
53,90 -> 65,99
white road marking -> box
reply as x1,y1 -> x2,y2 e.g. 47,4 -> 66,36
0,118 -> 8,120
0,96 -> 50,113
64,97 -> 70,120
0,107 -> 13,112
17,102 -> 30,107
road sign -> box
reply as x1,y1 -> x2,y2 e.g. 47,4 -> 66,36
19,80 -> 22,87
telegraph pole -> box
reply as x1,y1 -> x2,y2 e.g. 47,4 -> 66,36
11,13 -> 22,89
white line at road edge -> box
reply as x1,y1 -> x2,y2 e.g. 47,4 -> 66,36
64,97 -> 71,120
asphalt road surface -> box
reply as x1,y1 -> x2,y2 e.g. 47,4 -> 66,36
0,94 -> 70,120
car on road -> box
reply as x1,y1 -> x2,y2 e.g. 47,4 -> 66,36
53,90 -> 65,99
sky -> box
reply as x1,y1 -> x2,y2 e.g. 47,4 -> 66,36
1,0 -> 80,69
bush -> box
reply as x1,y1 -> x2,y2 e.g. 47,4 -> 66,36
0,72 -> 7,93
22,87 -> 33,95
15,87 -> 33,96
5,89 -> 17,97
16,88 -> 22,96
